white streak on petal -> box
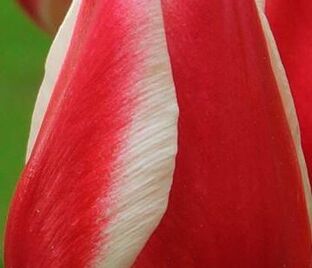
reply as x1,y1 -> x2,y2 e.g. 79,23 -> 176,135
26,0 -> 82,161
255,0 -> 312,231
94,2 -> 178,267
26,1 -> 178,266
255,0 -> 266,10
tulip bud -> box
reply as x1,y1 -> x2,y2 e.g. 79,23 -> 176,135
6,0 -> 312,267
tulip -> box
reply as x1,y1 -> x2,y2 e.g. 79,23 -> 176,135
5,0 -> 312,267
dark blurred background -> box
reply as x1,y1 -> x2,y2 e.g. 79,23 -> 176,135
0,1 -> 51,266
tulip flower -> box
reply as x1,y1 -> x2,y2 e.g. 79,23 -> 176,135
5,0 -> 312,267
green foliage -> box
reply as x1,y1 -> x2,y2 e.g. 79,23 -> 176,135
0,1 -> 51,266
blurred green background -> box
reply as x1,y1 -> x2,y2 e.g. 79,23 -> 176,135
0,1 -> 51,266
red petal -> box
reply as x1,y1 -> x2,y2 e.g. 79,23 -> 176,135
5,1 -> 177,267
266,0 -> 312,184
135,1 -> 312,267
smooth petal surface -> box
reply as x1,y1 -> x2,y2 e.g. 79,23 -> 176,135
266,0 -> 312,183
135,0 -> 312,267
5,1 -> 178,267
